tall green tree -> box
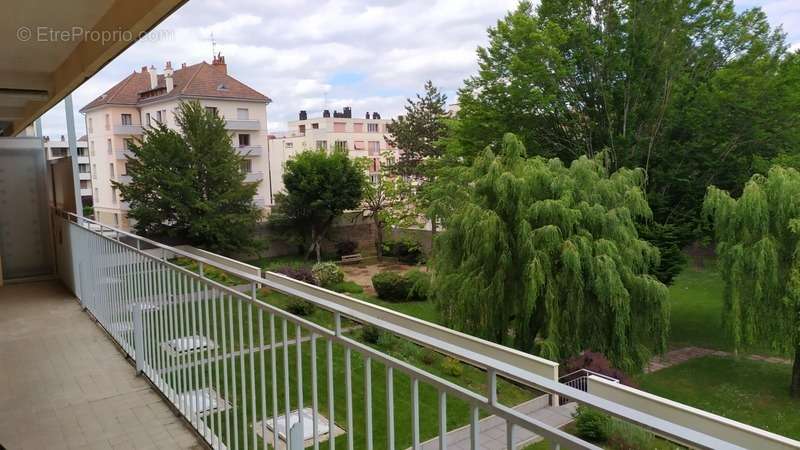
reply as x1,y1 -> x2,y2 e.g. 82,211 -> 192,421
704,167 -> 800,397
453,0 -> 796,272
386,81 -> 449,235
432,134 -> 668,371
116,101 -> 261,254
270,149 -> 365,262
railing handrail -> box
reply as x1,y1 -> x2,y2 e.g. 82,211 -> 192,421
57,208 -> 760,450
560,369 -> 619,383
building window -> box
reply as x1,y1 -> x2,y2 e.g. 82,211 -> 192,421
124,138 -> 134,150
333,122 -> 346,132
237,108 -> 249,120
353,122 -> 364,133
311,123 -> 319,129
92,164 -> 97,180
80,180 -> 90,189
88,118 -> 93,133
334,140 -> 348,151
94,188 -> 99,202
146,113 -> 151,126
316,140 -> 327,150
240,159 -> 252,173
298,124 -> 306,134
372,158 -> 379,172
90,141 -> 95,156
238,134 -> 250,147
285,142 -> 293,149
367,123 -> 379,133
162,109 -> 167,123
370,174 -> 380,184
368,141 -> 380,155
109,163 -> 115,178
107,139 -> 112,155
111,188 -> 117,204
121,114 -> 132,125
122,163 -> 129,176
105,114 -> 110,130
113,213 -> 119,225
156,110 -> 162,123
205,106 -> 218,116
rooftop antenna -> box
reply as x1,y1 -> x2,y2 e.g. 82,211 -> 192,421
211,33 -> 216,59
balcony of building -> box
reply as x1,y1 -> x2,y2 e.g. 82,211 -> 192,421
117,148 -> 135,160
80,187 -> 93,196
244,171 -> 264,183
225,119 -> 261,131
234,145 -> 263,157
113,124 -> 145,135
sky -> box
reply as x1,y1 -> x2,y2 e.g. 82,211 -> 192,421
38,0 -> 800,139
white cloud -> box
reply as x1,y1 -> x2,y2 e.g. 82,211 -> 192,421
38,0 -> 798,139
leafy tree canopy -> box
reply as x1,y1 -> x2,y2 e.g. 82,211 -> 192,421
453,0 -> 798,243
116,100 -> 261,254
704,167 -> 800,396
269,149 -> 365,261
432,134 -> 668,372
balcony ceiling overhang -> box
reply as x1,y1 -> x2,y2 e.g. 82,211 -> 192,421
0,0 -> 187,136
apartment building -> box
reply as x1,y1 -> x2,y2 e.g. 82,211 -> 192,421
43,136 -> 93,205
79,55 -> 271,229
267,107 -> 398,205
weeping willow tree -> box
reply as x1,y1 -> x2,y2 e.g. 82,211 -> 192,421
432,134 -> 669,371
704,166 -> 800,397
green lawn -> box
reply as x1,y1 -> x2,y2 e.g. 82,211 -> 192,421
637,355 -> 800,440
666,262 -> 728,350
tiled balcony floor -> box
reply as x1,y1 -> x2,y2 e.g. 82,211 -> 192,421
0,280 -> 204,450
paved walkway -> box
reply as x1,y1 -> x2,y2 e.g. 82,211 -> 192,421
645,346 -> 792,373
415,396 -> 576,450
0,281 -> 203,450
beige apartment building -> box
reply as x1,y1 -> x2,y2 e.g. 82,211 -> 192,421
80,55 -> 271,229
267,108 -> 398,206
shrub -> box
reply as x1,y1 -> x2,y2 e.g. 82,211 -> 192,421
574,406 -> 610,442
405,269 -> 431,301
371,271 -> 412,301
441,357 -> 463,377
286,298 -> 317,316
420,348 -> 438,365
312,262 -> 344,287
606,419 -> 657,449
273,266 -> 316,285
383,238 -> 425,264
329,280 -> 364,294
335,240 -> 359,257
561,351 -> 633,386
360,325 -> 383,344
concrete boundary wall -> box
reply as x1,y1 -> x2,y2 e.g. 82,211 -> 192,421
587,375 -> 800,450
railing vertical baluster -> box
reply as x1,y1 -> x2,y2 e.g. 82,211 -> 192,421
249,293 -> 258,450
258,307 -> 268,450
228,293 -> 240,449
386,367 -> 394,450
364,356 -> 372,450
438,391 -> 447,450
470,406 -> 479,450
207,287 -> 220,448
182,273 -> 192,415
411,378 -> 420,450
506,420 -> 515,450
238,293 -> 248,450
221,293 -> 232,448
326,338 -> 335,450
199,280 -> 211,442
311,333 -> 319,450
282,319 -> 291,433
191,277 -> 203,430
270,314 -> 279,450
295,324 -> 304,444
345,347 -> 353,450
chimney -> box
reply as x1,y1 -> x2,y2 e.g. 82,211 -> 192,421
212,53 -> 227,75
323,109 -> 330,118
164,61 -> 174,93
365,112 -> 370,119
141,65 -> 147,72
181,62 -> 187,69
343,106 -> 352,118
299,110 -> 307,120
148,65 -> 157,89
372,112 -> 380,119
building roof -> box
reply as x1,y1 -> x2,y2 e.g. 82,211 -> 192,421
80,61 -> 269,112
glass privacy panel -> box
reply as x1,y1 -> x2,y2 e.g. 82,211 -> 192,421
0,139 -> 52,280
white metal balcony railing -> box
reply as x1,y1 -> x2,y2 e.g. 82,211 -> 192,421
51,209 -> 800,450
78,172 -> 92,180
77,155 -> 91,164
235,146 -> 263,157
117,148 -> 134,160
80,188 -> 93,197
226,120 -> 261,131
118,174 -> 132,184
113,124 -> 144,135
245,171 -> 264,183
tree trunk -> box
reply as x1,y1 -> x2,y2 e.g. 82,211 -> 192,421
374,217 -> 384,261
791,345 -> 800,398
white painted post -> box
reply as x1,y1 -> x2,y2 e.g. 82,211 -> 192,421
288,422 -> 303,450
132,303 -> 145,373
